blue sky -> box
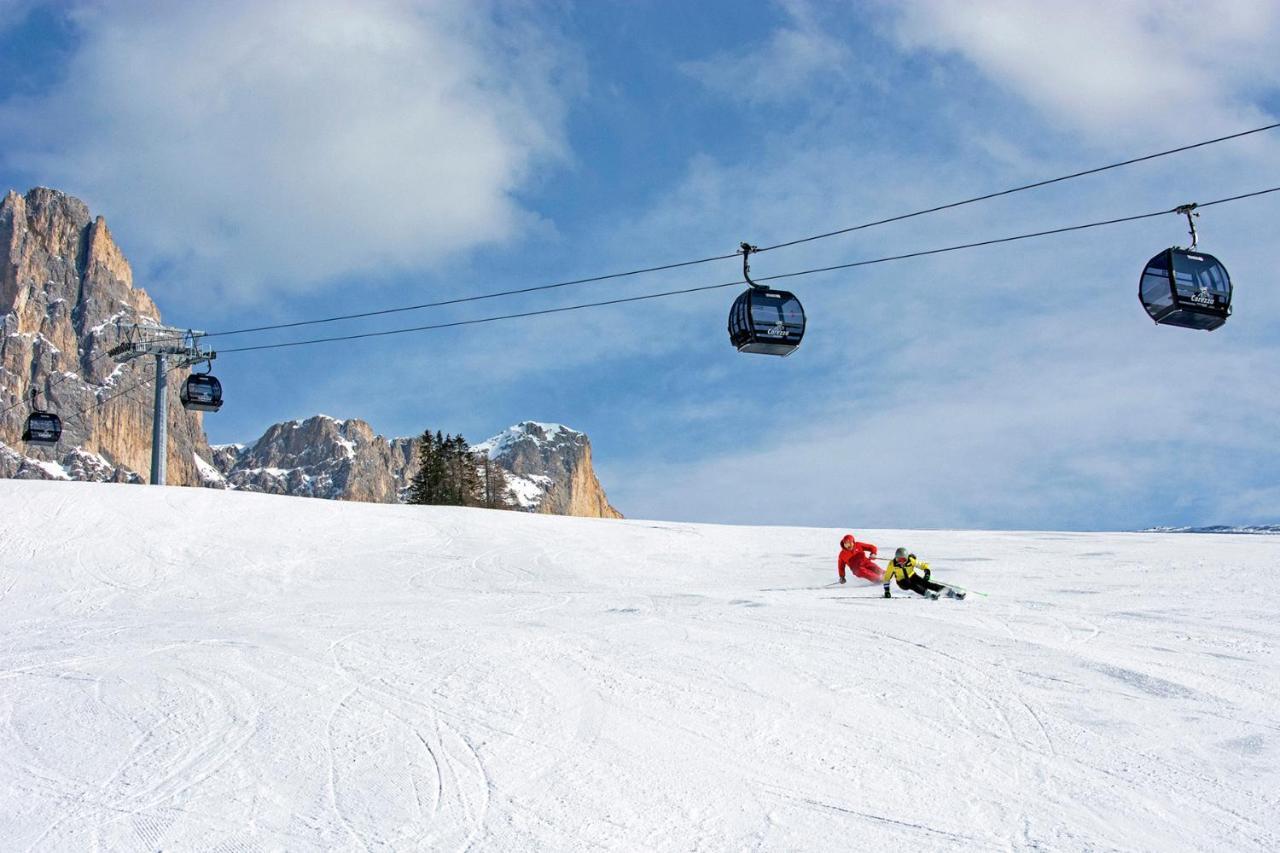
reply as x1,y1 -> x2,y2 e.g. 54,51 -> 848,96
2,0 -> 1278,530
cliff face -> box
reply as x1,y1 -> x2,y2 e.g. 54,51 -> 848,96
210,415 -> 412,503
474,422 -> 623,519
0,188 -> 213,484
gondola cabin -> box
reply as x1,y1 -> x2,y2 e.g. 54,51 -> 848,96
22,411 -> 61,445
1139,248 -> 1232,331
181,373 -> 223,412
728,287 -> 806,356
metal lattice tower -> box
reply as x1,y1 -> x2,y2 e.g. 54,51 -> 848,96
108,324 -> 216,486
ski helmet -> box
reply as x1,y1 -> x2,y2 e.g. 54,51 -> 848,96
840,534 -> 857,549
894,547 -> 908,562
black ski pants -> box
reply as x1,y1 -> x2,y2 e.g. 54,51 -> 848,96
896,574 -> 943,596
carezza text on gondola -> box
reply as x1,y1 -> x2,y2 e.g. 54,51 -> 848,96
728,242 -> 806,356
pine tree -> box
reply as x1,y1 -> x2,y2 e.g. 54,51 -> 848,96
457,436 -> 483,506
407,429 -> 437,505
476,452 -> 517,510
407,428 -> 513,509
431,430 -> 451,503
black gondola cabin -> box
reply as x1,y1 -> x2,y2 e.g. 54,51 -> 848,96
728,288 -> 806,356
181,374 -> 223,412
22,411 -> 61,445
1139,248 -> 1232,331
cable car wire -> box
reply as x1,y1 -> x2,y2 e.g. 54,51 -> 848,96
753,122 -> 1280,253
59,357 -> 194,432
168,121 -> 1279,343
754,186 -> 1280,285
195,250 -> 743,339
0,349 -> 117,420
209,186 -> 1280,356
15,184 -> 1277,427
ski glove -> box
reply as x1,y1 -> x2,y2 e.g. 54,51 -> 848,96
923,569 -> 931,581
883,584 -> 891,599
839,577 -> 846,584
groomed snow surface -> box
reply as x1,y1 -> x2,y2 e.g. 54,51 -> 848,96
1,481 -> 1276,851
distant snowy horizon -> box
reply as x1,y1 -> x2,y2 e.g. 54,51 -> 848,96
1143,524 -> 1280,535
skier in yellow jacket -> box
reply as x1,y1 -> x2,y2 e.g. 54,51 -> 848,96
882,548 -> 964,599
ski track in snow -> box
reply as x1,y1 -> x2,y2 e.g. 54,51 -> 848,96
1,481 -> 1278,851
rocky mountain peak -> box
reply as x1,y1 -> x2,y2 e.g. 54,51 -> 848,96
474,421 -> 621,518
474,421 -> 576,457
209,415 -> 410,503
1,187 -> 206,483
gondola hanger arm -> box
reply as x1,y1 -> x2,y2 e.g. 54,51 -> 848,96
740,242 -> 766,291
1174,202 -> 1200,250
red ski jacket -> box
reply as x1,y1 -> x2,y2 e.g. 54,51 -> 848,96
838,540 -> 880,582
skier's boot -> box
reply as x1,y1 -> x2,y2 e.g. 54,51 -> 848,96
928,590 -> 941,600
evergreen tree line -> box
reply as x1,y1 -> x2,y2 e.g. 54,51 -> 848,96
407,430 -> 517,509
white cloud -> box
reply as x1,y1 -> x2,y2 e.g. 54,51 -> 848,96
614,307 -> 1280,529
888,0 -> 1280,140
0,0 -> 578,302
680,0 -> 852,103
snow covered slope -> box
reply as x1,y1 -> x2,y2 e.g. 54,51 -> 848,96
1,481 -> 1277,851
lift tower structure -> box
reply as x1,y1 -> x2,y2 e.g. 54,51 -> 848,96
108,324 -> 216,486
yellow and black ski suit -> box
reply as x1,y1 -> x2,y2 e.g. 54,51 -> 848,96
883,555 -> 944,598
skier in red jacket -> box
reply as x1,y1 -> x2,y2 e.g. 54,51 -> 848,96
838,534 -> 882,583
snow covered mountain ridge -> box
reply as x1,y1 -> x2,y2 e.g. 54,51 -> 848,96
472,421 -> 571,457
1143,525 -> 1280,535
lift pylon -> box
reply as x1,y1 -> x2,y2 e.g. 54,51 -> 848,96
109,324 -> 216,486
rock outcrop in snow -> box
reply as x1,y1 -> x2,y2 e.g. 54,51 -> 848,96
474,421 -> 622,518
212,415 -> 415,503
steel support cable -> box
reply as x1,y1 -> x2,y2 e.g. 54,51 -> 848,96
753,186 -> 1280,285
0,362 -> 168,442
64,369 -> 168,427
0,348 -> 119,419
149,121 -> 1279,344
0,323 -> 212,419
2,340 -> 187,422
16,185 -> 1278,427
753,123 -> 1280,253
208,187 -> 1280,356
